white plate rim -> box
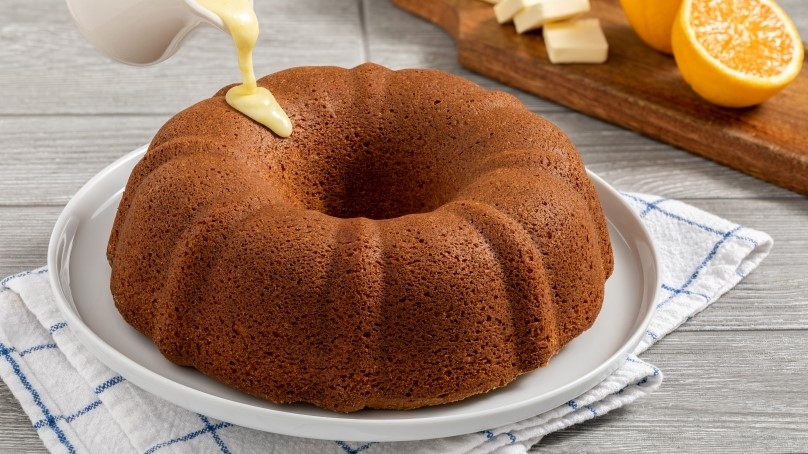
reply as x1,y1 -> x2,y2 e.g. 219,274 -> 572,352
47,144 -> 660,442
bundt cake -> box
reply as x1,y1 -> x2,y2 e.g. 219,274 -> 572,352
107,63 -> 614,413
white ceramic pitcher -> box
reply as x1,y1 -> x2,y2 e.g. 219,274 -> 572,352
66,0 -> 239,65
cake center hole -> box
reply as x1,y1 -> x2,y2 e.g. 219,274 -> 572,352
288,144 -> 461,220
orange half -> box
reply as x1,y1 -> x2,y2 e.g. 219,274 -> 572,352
672,0 -> 804,107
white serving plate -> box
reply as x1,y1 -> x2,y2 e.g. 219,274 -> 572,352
48,144 -> 659,442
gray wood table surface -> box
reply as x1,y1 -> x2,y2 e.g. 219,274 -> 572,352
2,0 -> 806,452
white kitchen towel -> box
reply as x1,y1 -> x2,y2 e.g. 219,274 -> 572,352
0,193 -> 772,454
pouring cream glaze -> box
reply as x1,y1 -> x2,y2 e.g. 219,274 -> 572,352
195,0 -> 292,137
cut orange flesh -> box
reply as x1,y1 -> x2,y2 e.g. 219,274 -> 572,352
672,0 -> 804,107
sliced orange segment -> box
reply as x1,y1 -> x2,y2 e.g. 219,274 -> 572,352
672,0 -> 804,107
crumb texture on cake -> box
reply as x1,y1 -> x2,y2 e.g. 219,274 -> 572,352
106,63 -> 614,413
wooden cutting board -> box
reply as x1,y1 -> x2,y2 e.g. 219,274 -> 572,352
393,0 -> 808,195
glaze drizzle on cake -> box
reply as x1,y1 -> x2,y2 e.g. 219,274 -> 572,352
195,0 -> 292,137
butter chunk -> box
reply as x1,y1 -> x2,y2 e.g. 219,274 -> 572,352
513,0 -> 590,34
543,18 -> 608,64
494,0 -> 541,24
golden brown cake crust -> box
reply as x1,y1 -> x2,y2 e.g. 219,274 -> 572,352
107,63 -> 614,413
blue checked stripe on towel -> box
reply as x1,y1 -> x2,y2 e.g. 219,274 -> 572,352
0,193 -> 772,454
